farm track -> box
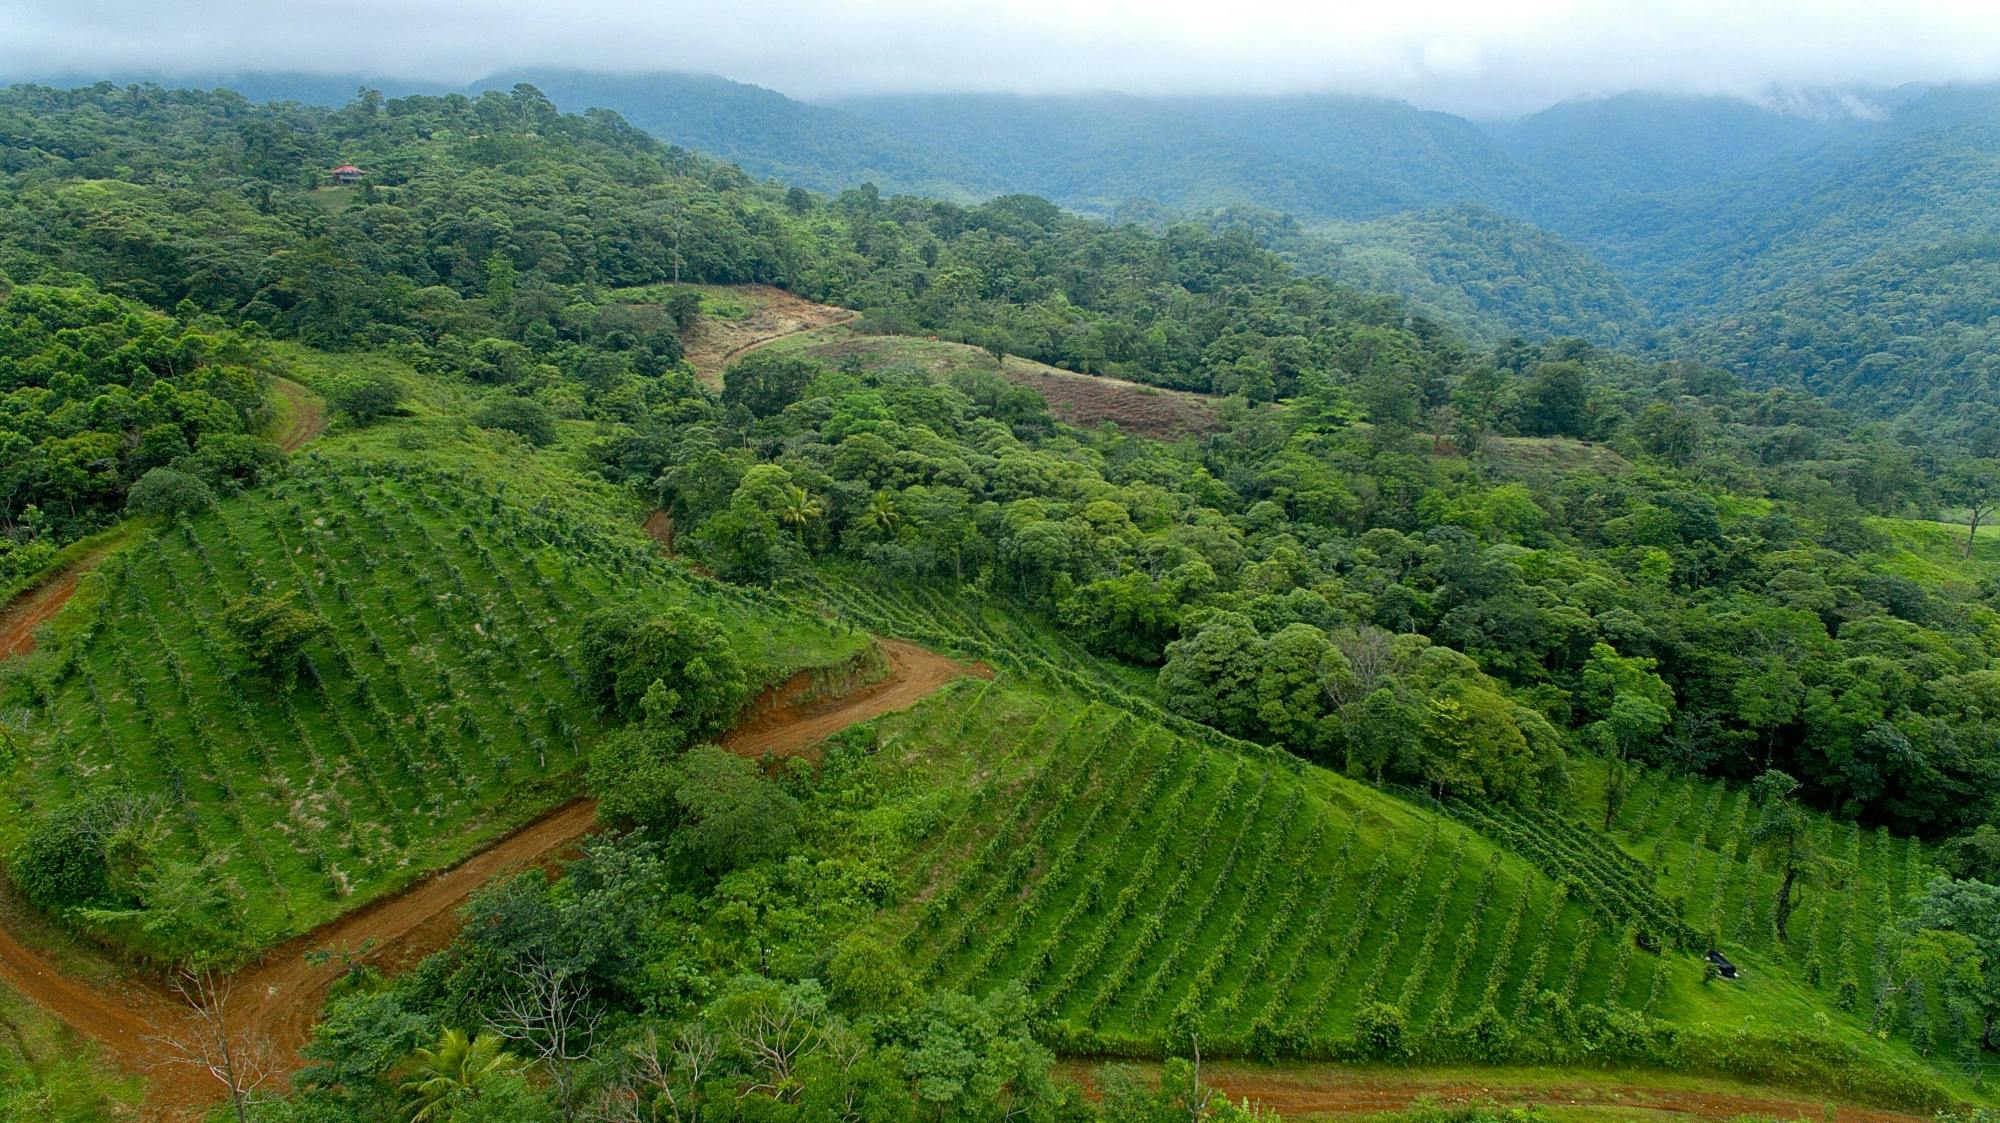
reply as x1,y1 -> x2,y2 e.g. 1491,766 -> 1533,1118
1062,1061 -> 1930,1123
679,284 -> 858,386
269,376 -> 327,452
0,544 -> 115,658
0,637 -> 973,1120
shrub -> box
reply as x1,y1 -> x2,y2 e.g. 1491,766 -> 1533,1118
222,593 -> 328,689
473,396 -> 557,446
327,370 -> 405,422
10,792 -> 147,913
125,467 -> 215,518
1352,1001 -> 1407,1059
720,352 -> 821,419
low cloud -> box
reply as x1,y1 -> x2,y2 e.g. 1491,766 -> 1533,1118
6,0 -> 2000,115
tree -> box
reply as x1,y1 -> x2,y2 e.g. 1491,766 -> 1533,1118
398,1029 -> 525,1123
669,744 -> 802,874
775,482 -> 824,536
488,954 -> 602,1123
1940,457 -> 2000,558
1748,769 -> 1816,940
579,606 -> 747,738
327,370 -> 406,423
151,969 -> 276,1123
125,467 -> 215,518
473,396 -> 558,446
222,593 -> 328,690
720,353 -> 821,419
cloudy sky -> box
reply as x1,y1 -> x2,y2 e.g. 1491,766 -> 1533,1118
5,0 -> 2000,115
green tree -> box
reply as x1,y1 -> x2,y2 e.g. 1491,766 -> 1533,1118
1748,769 -> 1816,940
578,606 -> 748,738
671,744 -> 802,874
398,1030 -> 525,1123
721,353 -> 821,419
222,593 -> 328,690
473,396 -> 558,446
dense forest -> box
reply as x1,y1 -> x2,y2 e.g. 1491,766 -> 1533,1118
2,82 -> 2000,1123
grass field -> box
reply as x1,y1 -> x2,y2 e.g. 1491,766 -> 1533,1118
0,432 -> 868,955
0,985 -> 136,1123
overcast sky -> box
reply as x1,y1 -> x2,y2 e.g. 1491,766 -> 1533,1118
6,0 -> 2000,116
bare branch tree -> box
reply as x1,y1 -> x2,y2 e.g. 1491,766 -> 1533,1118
724,990 -> 825,1104
488,953 -> 605,1123
147,967 -> 275,1123
1324,625 -> 1395,711
586,1024 -> 719,1123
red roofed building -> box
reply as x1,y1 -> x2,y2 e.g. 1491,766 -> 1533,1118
330,164 -> 363,186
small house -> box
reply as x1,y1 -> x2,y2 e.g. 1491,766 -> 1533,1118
1706,949 -> 1740,980
330,164 -> 364,186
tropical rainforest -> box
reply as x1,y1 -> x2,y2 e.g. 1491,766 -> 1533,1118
0,79 -> 1998,1123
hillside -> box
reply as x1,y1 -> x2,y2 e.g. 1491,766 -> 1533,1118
1,84 -> 1998,1123
0,428 -> 869,958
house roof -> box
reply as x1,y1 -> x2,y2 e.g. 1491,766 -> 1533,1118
331,165 -> 362,174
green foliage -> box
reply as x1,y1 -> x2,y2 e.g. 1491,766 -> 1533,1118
397,1029 -> 527,1123
668,743 -> 802,875
722,352 -> 823,419
222,591 -> 329,688
327,370 -> 406,422
124,467 -> 216,518
579,604 -> 749,737
471,396 -> 557,446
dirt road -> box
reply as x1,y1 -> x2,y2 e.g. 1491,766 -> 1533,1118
0,638 -> 973,1120
680,285 -> 857,386
0,544 -> 114,659
1060,1060 -> 1931,1123
270,376 -> 327,453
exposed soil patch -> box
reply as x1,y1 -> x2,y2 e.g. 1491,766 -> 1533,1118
994,355 -> 1218,439
0,545 -> 113,660
0,635 -> 972,1121
679,285 -> 857,387
643,509 -> 676,555
269,376 -> 327,453
723,639 -> 986,763
1059,1061 -> 1929,1123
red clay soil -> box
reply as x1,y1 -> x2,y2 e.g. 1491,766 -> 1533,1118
0,636 -> 974,1121
0,545 -> 113,659
270,376 -> 327,453
643,509 -> 676,555
679,285 -> 858,387
1059,1061 -> 1930,1123
722,638 -> 987,762
993,355 -> 1219,439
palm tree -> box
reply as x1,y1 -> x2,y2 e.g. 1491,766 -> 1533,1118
399,1029 -> 523,1122
858,490 -> 902,539
777,483 -> 823,534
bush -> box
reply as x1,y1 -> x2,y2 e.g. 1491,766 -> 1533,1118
473,396 -> 557,446
223,593 -> 329,689
586,725 -> 685,833
125,467 -> 215,518
327,371 -> 405,422
669,744 -> 801,874
1352,1001 -> 1407,1059
10,793 -> 147,913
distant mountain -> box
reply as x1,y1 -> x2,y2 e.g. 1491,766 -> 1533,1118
827,92 -> 1408,218
472,70 -> 991,199
17,66 -> 2000,420
1255,204 -> 1653,348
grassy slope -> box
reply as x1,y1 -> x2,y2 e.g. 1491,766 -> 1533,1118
796,575 -> 1981,1111
0,985 -> 137,1123
0,419 -> 868,955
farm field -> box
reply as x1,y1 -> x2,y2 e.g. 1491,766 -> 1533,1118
795,573 -> 1969,1107
0,432 -> 869,957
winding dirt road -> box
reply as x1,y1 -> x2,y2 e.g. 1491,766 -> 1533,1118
0,544 -> 115,659
679,285 -> 857,387
0,638 -> 973,1120
1062,1061 -> 1931,1123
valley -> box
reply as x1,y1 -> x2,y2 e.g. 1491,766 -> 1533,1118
0,75 -> 1997,1123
